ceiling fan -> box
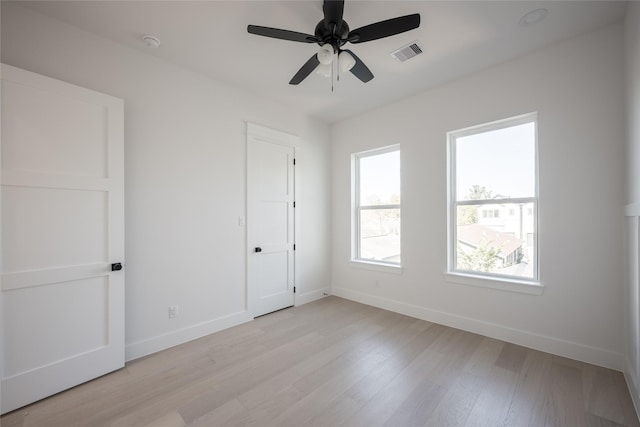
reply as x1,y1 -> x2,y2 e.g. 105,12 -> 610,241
247,0 -> 420,85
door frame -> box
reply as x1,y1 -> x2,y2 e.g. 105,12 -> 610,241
245,122 -> 299,317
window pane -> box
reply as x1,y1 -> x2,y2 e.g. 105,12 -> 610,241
360,208 -> 401,263
456,202 -> 535,279
360,150 -> 400,206
456,122 -> 535,201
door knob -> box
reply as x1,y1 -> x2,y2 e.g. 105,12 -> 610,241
111,263 -> 123,271
255,247 -> 262,253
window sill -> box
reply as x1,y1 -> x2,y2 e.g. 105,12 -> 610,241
350,260 -> 403,275
444,272 -> 544,295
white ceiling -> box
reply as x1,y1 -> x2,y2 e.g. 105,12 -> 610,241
17,1 -> 627,123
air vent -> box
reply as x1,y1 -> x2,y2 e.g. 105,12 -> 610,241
390,41 -> 423,62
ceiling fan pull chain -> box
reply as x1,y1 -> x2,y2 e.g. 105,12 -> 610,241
330,54 -> 334,92
332,66 -> 334,92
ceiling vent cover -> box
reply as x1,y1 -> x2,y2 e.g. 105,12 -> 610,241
390,41 -> 423,62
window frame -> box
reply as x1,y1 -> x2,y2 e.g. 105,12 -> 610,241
352,145 -> 402,270
446,113 -> 542,293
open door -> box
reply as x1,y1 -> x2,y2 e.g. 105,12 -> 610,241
1,64 -> 125,413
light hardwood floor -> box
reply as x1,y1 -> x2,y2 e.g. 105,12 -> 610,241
2,296 -> 638,427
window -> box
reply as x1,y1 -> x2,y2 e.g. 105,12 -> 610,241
482,209 -> 500,218
353,146 -> 401,266
447,113 -> 538,284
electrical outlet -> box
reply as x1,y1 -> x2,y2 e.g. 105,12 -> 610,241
168,305 -> 178,318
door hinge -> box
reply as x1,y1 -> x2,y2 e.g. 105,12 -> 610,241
293,158 -> 296,165
293,244 -> 296,251
294,286 -> 296,293
293,201 -> 296,208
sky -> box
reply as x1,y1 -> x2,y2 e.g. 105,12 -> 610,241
360,150 -> 400,205
357,121 -> 535,205
455,122 -> 536,200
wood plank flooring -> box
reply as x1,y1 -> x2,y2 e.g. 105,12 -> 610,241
2,296 -> 638,427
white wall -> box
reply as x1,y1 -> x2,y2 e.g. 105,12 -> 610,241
1,2 -> 331,360
624,0 -> 640,415
332,23 -> 625,369
626,2 -> 640,206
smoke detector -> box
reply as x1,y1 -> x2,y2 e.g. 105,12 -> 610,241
519,9 -> 548,27
142,35 -> 161,49
390,41 -> 423,62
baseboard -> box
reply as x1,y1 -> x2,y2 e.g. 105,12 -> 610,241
125,310 -> 253,362
295,287 -> 330,306
625,359 -> 640,421
125,288 -> 331,362
332,286 -> 623,371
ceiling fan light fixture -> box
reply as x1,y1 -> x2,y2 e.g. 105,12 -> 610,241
317,44 -> 334,65
316,63 -> 332,77
338,51 -> 356,73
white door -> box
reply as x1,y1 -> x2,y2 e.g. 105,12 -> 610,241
0,64 -> 125,414
247,123 -> 296,317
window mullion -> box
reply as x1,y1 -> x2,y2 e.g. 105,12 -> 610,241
456,197 -> 536,206
360,204 -> 401,210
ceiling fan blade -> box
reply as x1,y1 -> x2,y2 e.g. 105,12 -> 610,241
343,49 -> 373,83
247,25 -> 317,43
289,54 -> 321,85
348,14 -> 420,43
323,0 -> 344,31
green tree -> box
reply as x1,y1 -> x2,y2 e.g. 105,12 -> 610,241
457,206 -> 477,225
467,185 -> 493,201
457,242 -> 501,272
457,185 -> 493,225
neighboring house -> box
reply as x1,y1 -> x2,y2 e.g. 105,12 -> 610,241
477,203 -> 534,238
457,223 -> 523,267
477,202 -> 535,254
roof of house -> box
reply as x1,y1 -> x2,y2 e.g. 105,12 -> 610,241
457,224 -> 523,257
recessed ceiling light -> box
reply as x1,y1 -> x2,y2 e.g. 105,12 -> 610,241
142,35 -> 161,49
519,8 -> 548,27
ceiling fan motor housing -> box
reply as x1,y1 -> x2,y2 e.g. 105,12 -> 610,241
314,20 -> 349,51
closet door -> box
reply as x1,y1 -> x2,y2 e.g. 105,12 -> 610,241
247,123 -> 296,317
